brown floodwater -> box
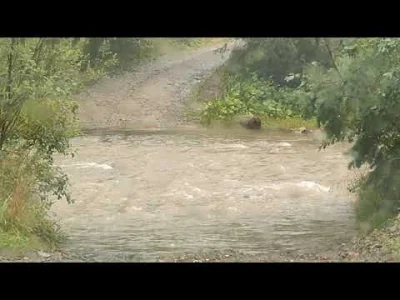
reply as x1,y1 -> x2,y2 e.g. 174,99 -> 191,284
52,128 -> 357,261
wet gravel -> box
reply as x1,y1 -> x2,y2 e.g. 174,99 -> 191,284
0,236 -> 396,262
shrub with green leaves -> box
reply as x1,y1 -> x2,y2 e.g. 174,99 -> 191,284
200,73 -> 309,126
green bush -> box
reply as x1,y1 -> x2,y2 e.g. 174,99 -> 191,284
199,72 -> 312,127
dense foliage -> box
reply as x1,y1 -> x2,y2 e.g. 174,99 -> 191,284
227,38 -> 339,86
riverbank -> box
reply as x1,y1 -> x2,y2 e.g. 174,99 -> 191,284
1,226 -> 397,262
159,215 -> 400,262
1,212 -> 399,262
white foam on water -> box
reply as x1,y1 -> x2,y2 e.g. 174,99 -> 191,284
276,142 -> 292,147
128,206 -> 143,212
266,183 -> 285,190
219,143 -> 248,149
295,181 -> 331,193
261,181 -> 331,193
59,162 -> 113,170
231,144 -> 248,149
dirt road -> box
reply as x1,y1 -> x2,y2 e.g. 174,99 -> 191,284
78,43 -> 231,130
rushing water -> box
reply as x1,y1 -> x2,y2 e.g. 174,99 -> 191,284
52,128 -> 357,261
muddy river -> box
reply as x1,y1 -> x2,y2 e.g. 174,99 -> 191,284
52,128 -> 357,261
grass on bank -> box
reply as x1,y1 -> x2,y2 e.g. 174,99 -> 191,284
0,200 -> 65,253
185,113 -> 318,131
354,181 -> 400,235
349,213 -> 400,261
0,229 -> 47,253
0,152 -> 67,253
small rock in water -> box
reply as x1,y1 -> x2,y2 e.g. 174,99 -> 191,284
301,128 -> 312,134
238,115 -> 262,130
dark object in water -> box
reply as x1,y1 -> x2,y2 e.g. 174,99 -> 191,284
291,127 -> 312,134
300,128 -> 312,134
239,116 -> 262,130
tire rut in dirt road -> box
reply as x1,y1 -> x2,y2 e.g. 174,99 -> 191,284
78,44 -> 232,130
